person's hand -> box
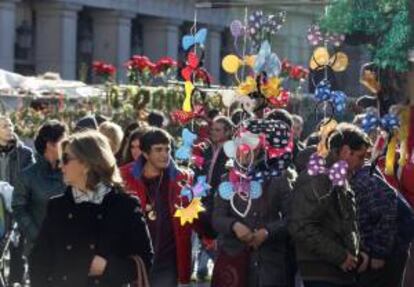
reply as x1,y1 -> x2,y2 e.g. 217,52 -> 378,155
340,252 -> 358,272
357,252 -> 370,273
371,258 -> 385,270
232,222 -> 254,244
88,255 -> 107,276
249,229 -> 269,250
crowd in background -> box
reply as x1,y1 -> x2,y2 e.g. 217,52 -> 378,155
0,99 -> 413,287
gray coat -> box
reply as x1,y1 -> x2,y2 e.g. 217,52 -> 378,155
0,137 -> 34,187
12,155 -> 66,252
212,169 -> 295,287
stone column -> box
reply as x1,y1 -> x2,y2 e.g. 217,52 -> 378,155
141,18 -> 181,62
205,27 -> 223,85
92,10 -> 135,83
0,0 -> 19,71
35,2 -> 82,80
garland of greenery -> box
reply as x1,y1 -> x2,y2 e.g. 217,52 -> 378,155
320,0 -> 413,72
7,85 -> 356,139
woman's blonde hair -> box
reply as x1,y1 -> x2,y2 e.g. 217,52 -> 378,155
61,130 -> 123,190
98,121 -> 124,154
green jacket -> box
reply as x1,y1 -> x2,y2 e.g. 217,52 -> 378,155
288,168 -> 360,285
12,155 -> 66,252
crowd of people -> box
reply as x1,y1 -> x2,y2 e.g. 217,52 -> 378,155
0,101 -> 413,287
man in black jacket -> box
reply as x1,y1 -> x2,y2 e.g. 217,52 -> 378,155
289,123 -> 371,287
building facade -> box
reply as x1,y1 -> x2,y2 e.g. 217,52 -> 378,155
1,0 -> 324,85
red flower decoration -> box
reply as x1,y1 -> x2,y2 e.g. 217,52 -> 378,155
281,59 -> 309,81
93,61 -> 116,78
156,56 -> 177,73
170,105 -> 206,125
125,55 -> 154,71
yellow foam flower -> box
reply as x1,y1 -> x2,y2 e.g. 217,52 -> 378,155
262,77 -> 281,98
174,198 -> 205,226
237,76 -> 257,96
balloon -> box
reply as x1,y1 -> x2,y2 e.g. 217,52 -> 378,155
230,20 -> 243,38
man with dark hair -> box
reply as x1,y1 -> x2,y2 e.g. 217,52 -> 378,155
0,116 -> 34,186
0,116 -> 34,285
351,160 -> 409,287
74,114 -> 109,132
148,110 -> 166,128
13,120 -> 67,254
289,123 -> 371,287
266,108 -> 294,127
121,127 -> 196,286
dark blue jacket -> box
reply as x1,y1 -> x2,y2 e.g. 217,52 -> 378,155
350,164 -> 398,259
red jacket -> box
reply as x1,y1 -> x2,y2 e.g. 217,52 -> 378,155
120,158 -> 193,284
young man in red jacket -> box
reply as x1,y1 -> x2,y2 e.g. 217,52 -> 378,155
120,127 -> 194,286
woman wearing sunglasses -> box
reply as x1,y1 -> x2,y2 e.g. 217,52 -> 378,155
29,130 -> 153,287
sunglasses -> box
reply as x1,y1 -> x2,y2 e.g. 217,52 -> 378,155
60,153 -> 77,165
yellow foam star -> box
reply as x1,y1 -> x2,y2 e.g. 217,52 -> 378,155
174,198 -> 205,226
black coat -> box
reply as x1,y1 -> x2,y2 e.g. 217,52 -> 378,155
29,186 -> 153,287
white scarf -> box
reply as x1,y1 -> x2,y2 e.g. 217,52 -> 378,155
72,182 -> 111,205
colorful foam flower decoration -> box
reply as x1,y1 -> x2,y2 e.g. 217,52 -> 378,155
315,80 -> 347,113
362,112 -> 400,134
222,54 -> 256,75
281,60 -> 309,81
174,198 -> 205,225
307,24 -> 345,47
182,28 -> 208,51
181,51 -> 212,85
254,41 -> 282,77
261,77 -> 281,98
267,90 -> 290,108
309,47 -> 348,72
237,76 -> 257,96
